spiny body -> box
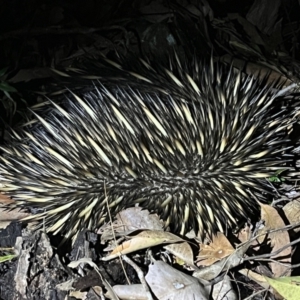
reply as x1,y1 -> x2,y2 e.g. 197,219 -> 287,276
0,55 -> 297,239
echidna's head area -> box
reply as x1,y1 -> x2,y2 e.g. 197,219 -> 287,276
0,56 -> 296,239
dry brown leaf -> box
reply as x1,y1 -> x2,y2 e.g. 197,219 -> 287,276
98,207 -> 164,242
0,194 -> 29,227
194,243 -> 249,281
103,230 -> 183,261
114,207 -> 164,231
197,232 -> 234,266
0,193 -> 14,205
0,207 -> 30,229
236,224 -> 252,243
164,242 -> 195,268
283,200 -> 300,233
258,203 -> 291,277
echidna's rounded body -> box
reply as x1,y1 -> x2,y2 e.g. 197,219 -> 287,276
0,55 -> 297,239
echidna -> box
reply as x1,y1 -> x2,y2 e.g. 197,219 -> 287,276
0,54 -> 298,240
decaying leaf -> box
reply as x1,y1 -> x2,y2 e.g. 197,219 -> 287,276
258,203 -> 291,277
164,242 -> 196,268
197,232 -> 234,266
103,230 -> 183,261
145,260 -> 210,300
283,200 -> 300,233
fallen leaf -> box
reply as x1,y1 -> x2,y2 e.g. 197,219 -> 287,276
197,232 -> 234,266
238,269 -> 269,289
103,230 -> 183,261
113,284 -> 148,300
164,242 -> 196,268
283,200 -> 300,233
236,225 -> 251,243
212,275 -> 237,300
99,207 -> 163,242
258,203 -> 291,277
145,260 -> 210,300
